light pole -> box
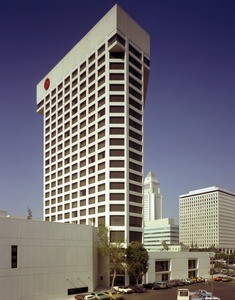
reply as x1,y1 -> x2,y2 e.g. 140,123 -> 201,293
210,252 -> 215,300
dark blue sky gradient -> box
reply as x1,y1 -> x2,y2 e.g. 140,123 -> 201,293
0,0 -> 234,221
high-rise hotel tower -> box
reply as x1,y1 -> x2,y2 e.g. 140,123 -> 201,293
36,5 -> 150,244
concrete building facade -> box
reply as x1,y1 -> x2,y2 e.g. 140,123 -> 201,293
36,4 -> 150,245
179,186 -> 235,253
144,218 -> 179,251
146,251 -> 210,282
0,216 -> 97,300
143,171 -> 162,222
0,215 -> 211,300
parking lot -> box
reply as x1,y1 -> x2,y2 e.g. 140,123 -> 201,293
123,281 -> 235,300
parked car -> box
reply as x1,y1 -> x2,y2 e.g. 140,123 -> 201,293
84,295 -> 96,300
201,296 -> 220,300
129,284 -> 145,293
191,290 -> 212,297
172,279 -> 184,287
143,282 -> 154,289
152,283 -> 160,290
197,277 -> 205,283
181,279 -> 191,285
152,281 -> 167,289
176,280 -> 185,286
221,276 -> 233,282
103,290 -> 124,300
168,280 -> 179,287
113,286 -> 133,294
165,281 -> 173,288
75,296 -> 86,300
90,292 -> 110,300
213,276 -> 223,281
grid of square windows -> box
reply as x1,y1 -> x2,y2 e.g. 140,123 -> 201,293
41,32 -> 149,234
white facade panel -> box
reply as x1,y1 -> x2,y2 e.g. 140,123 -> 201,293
146,251 -> 210,283
0,217 -> 97,300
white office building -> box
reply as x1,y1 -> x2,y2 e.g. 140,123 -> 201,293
146,251 -> 210,282
36,4 -> 150,244
143,171 -> 162,222
179,186 -> 235,253
144,218 -> 179,251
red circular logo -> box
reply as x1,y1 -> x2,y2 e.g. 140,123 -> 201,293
44,78 -> 50,90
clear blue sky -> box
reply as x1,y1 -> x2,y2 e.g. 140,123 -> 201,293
0,0 -> 234,221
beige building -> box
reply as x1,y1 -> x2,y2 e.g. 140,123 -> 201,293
180,186 -> 235,253
36,4 -> 150,245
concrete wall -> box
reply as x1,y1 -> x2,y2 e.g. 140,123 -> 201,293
0,217 -> 97,300
146,251 -> 210,283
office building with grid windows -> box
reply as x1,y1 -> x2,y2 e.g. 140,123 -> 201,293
36,4 -> 150,244
179,186 -> 235,253
144,218 -> 179,252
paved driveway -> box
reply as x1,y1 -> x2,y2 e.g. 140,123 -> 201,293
123,281 -> 235,300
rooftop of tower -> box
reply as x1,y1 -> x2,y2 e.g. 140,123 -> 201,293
180,186 -> 235,198
36,3 -> 150,102
144,171 -> 159,183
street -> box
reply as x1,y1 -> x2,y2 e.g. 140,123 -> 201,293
124,281 -> 235,300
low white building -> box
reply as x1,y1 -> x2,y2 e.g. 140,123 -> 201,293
0,215 -> 211,299
0,216 -> 97,300
144,218 -> 179,251
146,251 -> 210,282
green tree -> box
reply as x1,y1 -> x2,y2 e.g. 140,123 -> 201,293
27,207 -> 32,219
97,225 -> 125,288
162,240 -> 169,251
126,242 -> 149,284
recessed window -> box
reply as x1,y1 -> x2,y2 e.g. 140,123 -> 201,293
110,149 -> 124,157
110,160 -> 124,168
110,138 -> 124,146
80,61 -> 86,72
110,216 -> 124,226
98,44 -> 105,55
110,204 -> 125,212
11,245 -> 18,268
110,106 -> 124,113
98,66 -> 105,76
110,193 -> 125,201
110,73 -> 124,80
110,171 -> 124,178
89,53 -> 95,64
110,182 -> 124,189
129,44 -> 141,59
110,84 -> 124,91
129,216 -> 142,227
110,128 -> 124,135
80,81 -> 86,91
110,62 -> 124,70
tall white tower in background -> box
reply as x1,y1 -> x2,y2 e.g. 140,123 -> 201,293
143,171 -> 162,222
